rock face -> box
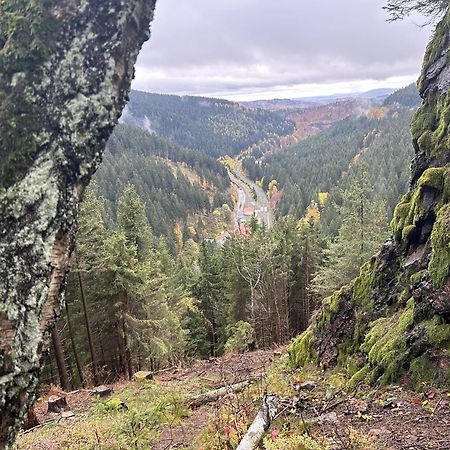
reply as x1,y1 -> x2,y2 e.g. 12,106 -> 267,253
290,9 -> 450,388
0,1 -> 156,447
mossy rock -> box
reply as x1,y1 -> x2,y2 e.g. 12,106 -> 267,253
289,328 -> 315,368
429,204 -> 450,287
425,315 -> 450,347
417,167 -> 445,191
361,298 -> 415,385
352,261 -> 376,308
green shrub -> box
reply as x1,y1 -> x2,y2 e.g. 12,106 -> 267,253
224,321 -> 255,353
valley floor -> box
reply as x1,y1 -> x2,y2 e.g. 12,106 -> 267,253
15,348 -> 450,450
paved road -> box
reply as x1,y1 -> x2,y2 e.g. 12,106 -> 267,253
228,169 -> 273,229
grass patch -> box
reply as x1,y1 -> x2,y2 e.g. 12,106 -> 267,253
15,381 -> 190,450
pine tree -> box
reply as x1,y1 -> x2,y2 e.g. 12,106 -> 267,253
313,169 -> 389,298
117,184 -> 154,261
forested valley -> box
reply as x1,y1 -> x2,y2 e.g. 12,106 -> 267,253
41,85 -> 420,389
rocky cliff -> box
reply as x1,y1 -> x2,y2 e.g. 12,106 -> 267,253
0,1 -> 156,447
290,9 -> 450,388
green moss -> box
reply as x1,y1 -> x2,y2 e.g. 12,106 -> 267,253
428,204 -> 450,287
410,355 -> 437,389
361,298 -> 415,385
352,261 -> 376,308
348,365 -> 370,388
412,91 -> 450,159
402,224 -> 417,241
390,167 -> 450,245
329,288 -> 342,313
417,167 -> 445,190
391,196 -> 411,240
425,315 -> 450,346
289,328 -> 315,368
390,189 -> 426,244
410,270 -> 428,286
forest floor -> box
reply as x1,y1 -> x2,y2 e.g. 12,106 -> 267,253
15,347 -> 450,450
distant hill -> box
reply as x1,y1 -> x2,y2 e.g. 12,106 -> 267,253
296,88 -> 396,104
383,83 -> 421,107
122,91 -> 295,157
240,98 -> 318,111
242,102 -> 416,222
240,88 -> 397,111
241,98 -> 375,160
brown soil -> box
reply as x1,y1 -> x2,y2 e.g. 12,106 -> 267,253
269,372 -> 450,450
25,349 -> 450,450
154,348 -> 280,449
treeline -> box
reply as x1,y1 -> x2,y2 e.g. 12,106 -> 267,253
106,124 -> 230,191
383,83 -> 421,107
94,124 -> 232,244
123,91 -> 295,157
42,186 -> 322,387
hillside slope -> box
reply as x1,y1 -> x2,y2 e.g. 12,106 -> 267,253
95,124 -> 231,239
290,9 -> 450,388
122,91 -> 295,157
244,107 -> 416,219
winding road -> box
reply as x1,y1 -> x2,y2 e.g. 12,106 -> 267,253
228,168 -> 273,229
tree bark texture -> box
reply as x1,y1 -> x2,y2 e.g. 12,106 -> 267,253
0,1 -> 157,447
236,395 -> 280,450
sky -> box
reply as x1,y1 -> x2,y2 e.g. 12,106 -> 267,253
132,0 -> 434,101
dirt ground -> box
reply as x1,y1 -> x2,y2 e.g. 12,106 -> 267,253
25,348 -> 450,450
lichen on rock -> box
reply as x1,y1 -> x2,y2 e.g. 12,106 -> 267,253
0,0 -> 156,447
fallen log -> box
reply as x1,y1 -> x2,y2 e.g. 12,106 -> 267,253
187,380 -> 252,408
236,395 -> 280,450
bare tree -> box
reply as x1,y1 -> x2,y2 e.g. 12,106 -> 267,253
384,0 -> 449,22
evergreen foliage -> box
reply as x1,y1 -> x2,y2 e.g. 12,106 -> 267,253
123,91 -> 295,157
244,108 -> 415,220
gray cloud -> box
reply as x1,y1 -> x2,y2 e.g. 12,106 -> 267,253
132,0 -> 433,100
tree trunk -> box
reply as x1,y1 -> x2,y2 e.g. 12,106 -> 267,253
236,395 -> 280,450
51,328 -> 72,392
75,248 -> 99,385
122,291 -> 133,380
64,300 -> 85,388
0,1 -> 157,446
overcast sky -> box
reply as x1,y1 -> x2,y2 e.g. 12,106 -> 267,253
132,0 -> 433,101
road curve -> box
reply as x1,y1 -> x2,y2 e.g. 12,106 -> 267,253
228,169 -> 273,229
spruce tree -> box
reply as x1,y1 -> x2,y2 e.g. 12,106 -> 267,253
313,169 -> 388,297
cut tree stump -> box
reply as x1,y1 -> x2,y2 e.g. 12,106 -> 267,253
187,380 -> 252,408
47,395 -> 69,414
133,371 -> 153,381
236,395 -> 280,450
93,385 -> 113,398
